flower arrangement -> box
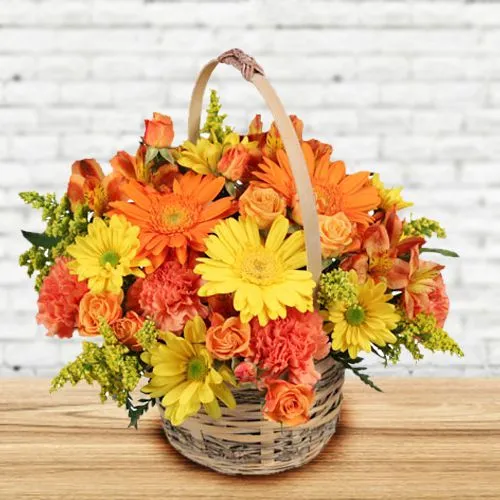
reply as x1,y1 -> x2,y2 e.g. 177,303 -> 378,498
20,90 -> 462,430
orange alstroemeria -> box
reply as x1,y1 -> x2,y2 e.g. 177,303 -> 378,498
111,144 -> 177,191
66,159 -> 127,217
143,112 -> 174,149
109,173 -> 236,270
248,114 -> 304,162
402,247 -> 445,320
341,209 -> 425,289
255,142 -> 380,227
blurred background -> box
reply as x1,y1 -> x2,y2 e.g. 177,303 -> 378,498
0,0 -> 498,378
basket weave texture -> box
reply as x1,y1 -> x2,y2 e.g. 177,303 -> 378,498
159,356 -> 345,475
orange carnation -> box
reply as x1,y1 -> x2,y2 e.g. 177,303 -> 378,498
206,313 -> 252,360
318,212 -> 354,258
239,184 -> 286,229
143,112 -> 174,149
78,291 -> 123,337
263,380 -> 314,426
113,310 -> 144,352
36,257 -> 89,339
218,144 -> 252,181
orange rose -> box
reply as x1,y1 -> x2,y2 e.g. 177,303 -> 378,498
318,212 -> 354,258
263,380 -> 314,426
206,313 -> 251,360
218,144 -> 251,181
113,311 -> 144,352
78,291 -> 123,337
143,112 -> 174,149
239,184 -> 286,229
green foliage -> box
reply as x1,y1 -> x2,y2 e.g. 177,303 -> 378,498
332,351 -> 382,392
50,322 -> 144,407
21,230 -> 60,249
318,269 -> 357,310
420,248 -> 459,258
135,319 -> 159,352
201,89 -> 233,143
126,395 -> 156,429
403,217 -> 446,239
383,312 -> 464,364
18,192 -> 90,290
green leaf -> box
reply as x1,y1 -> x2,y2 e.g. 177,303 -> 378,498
420,248 -> 459,258
145,147 -> 159,165
21,230 -> 60,249
126,394 -> 155,429
159,148 -> 174,164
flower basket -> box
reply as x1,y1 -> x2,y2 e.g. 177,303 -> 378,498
20,48 -> 463,478
160,356 -> 344,475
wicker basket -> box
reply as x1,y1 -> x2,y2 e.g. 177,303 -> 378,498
159,357 -> 345,475
158,49 -> 345,475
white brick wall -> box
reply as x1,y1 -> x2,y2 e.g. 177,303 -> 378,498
1,0 -> 499,378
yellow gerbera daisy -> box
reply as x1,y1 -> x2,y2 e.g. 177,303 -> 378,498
141,316 -> 236,426
326,271 -> 399,359
194,216 -> 315,326
67,215 -> 150,294
372,173 -> 413,212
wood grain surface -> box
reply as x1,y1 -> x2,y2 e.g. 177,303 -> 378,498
0,378 -> 499,499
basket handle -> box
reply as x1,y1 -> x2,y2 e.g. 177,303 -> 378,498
187,48 -> 322,285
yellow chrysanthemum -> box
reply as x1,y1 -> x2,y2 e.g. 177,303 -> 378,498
67,215 -> 150,294
326,270 -> 399,359
177,133 -> 256,175
194,216 -> 315,326
141,316 -> 236,426
372,173 -> 413,212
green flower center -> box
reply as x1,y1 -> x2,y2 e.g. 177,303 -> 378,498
240,248 -> 281,285
187,356 -> 209,381
100,250 -> 120,268
345,304 -> 365,326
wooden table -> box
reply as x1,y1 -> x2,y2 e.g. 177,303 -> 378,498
0,379 -> 499,499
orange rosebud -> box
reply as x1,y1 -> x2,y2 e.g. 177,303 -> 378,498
217,144 -> 252,181
113,311 -> 144,352
239,184 -> 286,229
143,112 -> 174,149
234,361 -> 257,383
318,212 -> 354,258
206,313 -> 252,360
263,379 -> 314,426
77,291 -> 123,337
125,278 -> 144,313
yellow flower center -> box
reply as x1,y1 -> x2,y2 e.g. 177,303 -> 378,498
187,356 -> 209,381
100,250 -> 120,268
345,304 -> 365,326
240,248 -> 281,285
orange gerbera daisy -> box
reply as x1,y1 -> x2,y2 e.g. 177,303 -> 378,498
109,173 -> 236,269
254,143 -> 380,226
